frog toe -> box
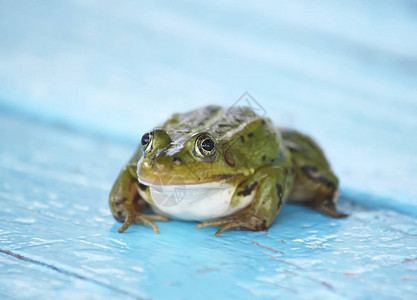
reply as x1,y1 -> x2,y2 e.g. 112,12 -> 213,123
196,218 -> 241,236
140,214 -> 170,222
117,212 -> 170,234
214,222 -> 250,237
136,216 -> 161,234
196,219 -> 232,230
196,216 -> 267,236
315,200 -> 348,218
118,212 -> 133,233
319,205 -> 348,218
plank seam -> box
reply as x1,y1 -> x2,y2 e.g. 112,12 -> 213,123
0,249 -> 146,300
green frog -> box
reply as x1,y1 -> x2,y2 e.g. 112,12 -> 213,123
109,105 -> 346,236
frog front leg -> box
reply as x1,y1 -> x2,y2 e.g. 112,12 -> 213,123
196,166 -> 293,236
109,148 -> 170,233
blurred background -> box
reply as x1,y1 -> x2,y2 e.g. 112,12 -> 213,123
1,1 -> 416,211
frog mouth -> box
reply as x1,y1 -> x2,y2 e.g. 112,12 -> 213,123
138,177 -> 231,191
137,169 -> 240,186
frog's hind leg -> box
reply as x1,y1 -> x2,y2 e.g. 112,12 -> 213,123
288,165 -> 348,218
281,128 -> 347,218
309,188 -> 347,218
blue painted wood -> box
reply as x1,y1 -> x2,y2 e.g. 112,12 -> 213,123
1,1 -> 417,299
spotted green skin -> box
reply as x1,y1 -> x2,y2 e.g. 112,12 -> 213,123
109,105 -> 346,236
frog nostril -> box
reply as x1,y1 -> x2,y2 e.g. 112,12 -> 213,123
173,157 -> 182,165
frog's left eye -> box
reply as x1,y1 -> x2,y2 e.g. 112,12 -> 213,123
141,131 -> 154,152
195,134 -> 217,158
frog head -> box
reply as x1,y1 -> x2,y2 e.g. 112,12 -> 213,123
137,106 -> 282,189
137,127 -> 247,187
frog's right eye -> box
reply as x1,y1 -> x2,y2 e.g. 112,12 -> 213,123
141,131 -> 154,152
194,133 -> 217,158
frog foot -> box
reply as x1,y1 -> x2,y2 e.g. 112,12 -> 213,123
196,215 -> 267,237
118,212 -> 170,234
313,191 -> 348,219
316,202 -> 348,218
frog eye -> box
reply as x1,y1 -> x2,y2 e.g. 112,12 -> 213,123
141,131 -> 154,152
195,134 -> 217,157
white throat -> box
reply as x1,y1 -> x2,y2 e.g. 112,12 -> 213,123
138,179 -> 253,221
